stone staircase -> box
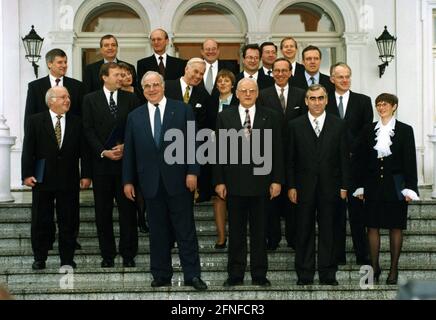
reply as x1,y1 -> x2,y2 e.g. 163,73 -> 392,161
0,190 -> 435,300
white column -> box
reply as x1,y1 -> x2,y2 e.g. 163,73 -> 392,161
343,32 -> 370,93
429,131 -> 436,198
0,0 -> 17,202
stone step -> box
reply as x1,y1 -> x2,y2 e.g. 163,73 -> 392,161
0,248 -> 434,270
0,233 -> 435,251
8,280 -> 400,300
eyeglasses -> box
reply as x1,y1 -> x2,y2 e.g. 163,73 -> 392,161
376,102 -> 392,108
307,95 -> 326,102
238,88 -> 257,95
143,82 -> 162,90
54,95 -> 70,100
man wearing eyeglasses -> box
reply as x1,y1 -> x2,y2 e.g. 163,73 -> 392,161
235,44 -> 274,91
122,71 -> 207,291
287,84 -> 350,286
213,78 -> 284,288
257,58 -> 306,251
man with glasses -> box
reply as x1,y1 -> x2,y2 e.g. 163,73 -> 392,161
287,84 -> 350,286
236,44 -> 274,91
123,71 -> 207,291
258,58 -> 306,251
213,78 -> 283,287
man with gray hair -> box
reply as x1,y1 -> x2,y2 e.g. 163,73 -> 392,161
213,78 -> 284,287
165,57 -> 212,202
22,86 -> 92,270
123,71 -> 207,291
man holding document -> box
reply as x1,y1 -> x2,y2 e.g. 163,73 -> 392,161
21,86 -> 92,270
83,62 -> 140,268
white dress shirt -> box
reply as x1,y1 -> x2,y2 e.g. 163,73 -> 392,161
147,97 -> 167,137
263,66 -> 273,77
49,74 -> 64,87
103,86 -> 118,106
275,84 -> 289,106
180,78 -> 193,97
305,71 -> 320,86
308,111 -> 326,134
154,53 -> 167,67
49,109 -> 66,147
291,61 -> 297,76
335,90 -> 350,116
239,104 -> 256,127
244,71 -> 258,81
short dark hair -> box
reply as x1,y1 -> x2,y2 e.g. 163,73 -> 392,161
302,45 -> 322,60
45,48 -> 67,64
242,43 -> 260,58
260,42 -> 277,54
117,62 -> 134,75
375,93 -> 398,107
272,57 -> 292,71
100,34 -> 118,48
216,69 -> 236,86
280,37 -> 298,50
99,62 -> 120,81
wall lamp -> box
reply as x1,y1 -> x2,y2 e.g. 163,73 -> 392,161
375,26 -> 397,78
21,25 -> 44,78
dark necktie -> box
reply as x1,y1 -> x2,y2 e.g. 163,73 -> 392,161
310,77 -> 315,85
243,109 -> 251,139
109,91 -> 118,118
158,56 -> 165,77
55,115 -> 62,148
267,70 -> 272,77
183,86 -> 190,104
338,96 -> 345,119
279,88 -> 286,113
55,78 -> 61,86
249,75 -> 254,79
153,104 -> 161,148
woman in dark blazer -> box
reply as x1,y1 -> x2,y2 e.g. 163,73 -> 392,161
355,93 -> 419,285
207,69 -> 238,249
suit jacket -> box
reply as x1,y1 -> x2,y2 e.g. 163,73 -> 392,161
356,121 -> 418,202
82,89 -> 140,176
136,55 -> 186,87
24,76 -> 84,133
258,85 -> 306,125
83,59 -> 137,94
203,59 -> 240,98
21,110 -> 91,191
164,79 -> 210,129
291,71 -> 335,93
122,99 -> 200,198
213,105 -> 284,197
206,93 -> 239,130
326,91 -> 373,153
235,70 -> 275,91
287,113 -> 350,202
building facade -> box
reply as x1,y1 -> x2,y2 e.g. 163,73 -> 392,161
0,0 -> 435,193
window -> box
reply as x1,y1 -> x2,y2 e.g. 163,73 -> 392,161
272,2 -> 345,74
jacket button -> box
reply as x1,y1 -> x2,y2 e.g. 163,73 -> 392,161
381,175 -> 384,178
381,167 -> 384,170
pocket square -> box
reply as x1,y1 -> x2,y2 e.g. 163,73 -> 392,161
195,103 -> 203,108
294,106 -> 300,109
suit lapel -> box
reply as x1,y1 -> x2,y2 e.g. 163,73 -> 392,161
319,114 -> 334,159
344,91 -> 355,120
252,107 -> 267,129
42,111 -> 58,147
230,107 -> 243,130
302,116 -> 317,155
61,113 -> 74,150
139,105 -> 156,147
161,102 -> 176,146
97,90 -> 116,125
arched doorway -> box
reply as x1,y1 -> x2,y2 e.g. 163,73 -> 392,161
272,1 -> 345,74
73,1 -> 149,81
172,1 -> 247,69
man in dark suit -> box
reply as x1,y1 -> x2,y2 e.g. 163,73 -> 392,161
292,45 -> 335,93
82,62 -> 139,268
22,86 -> 92,270
136,28 -> 186,86
287,84 -> 350,286
123,71 -> 207,291
24,48 -> 84,132
83,34 -> 137,94
24,48 -> 85,251
236,44 -> 274,91
327,63 -> 373,266
259,42 -> 277,78
280,37 -> 305,79
165,58 -> 211,202
201,38 -> 239,96
258,58 -> 306,251
214,78 -> 284,287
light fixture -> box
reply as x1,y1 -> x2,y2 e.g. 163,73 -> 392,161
375,26 -> 397,78
21,25 -> 44,78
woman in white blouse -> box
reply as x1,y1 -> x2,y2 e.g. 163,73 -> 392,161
354,93 -> 419,285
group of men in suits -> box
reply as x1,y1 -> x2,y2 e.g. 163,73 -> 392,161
21,28 -> 374,287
